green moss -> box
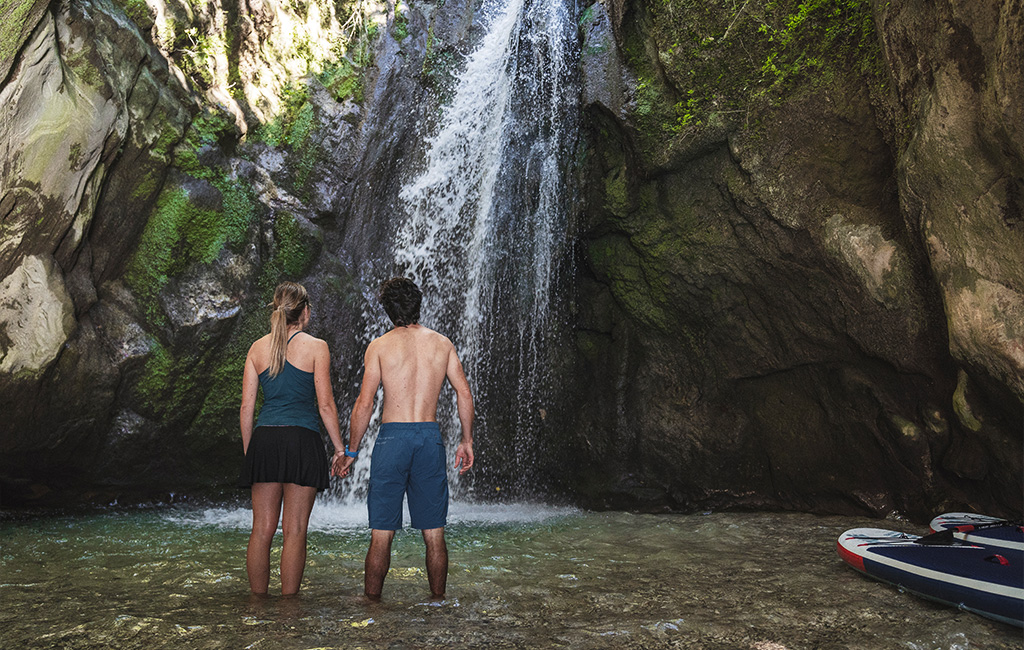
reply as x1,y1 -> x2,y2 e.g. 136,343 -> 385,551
393,1 -> 409,40
603,167 -> 630,216
125,109 -> 255,326
251,83 -> 326,201
253,82 -> 312,148
952,370 -> 983,432
112,0 -> 154,31
125,188 -> 218,324
63,45 -> 103,88
134,339 -> 210,424
131,170 -> 161,200
189,304 -> 268,436
254,211 -> 323,295
626,0 -> 883,150
277,212 -> 317,277
174,110 -> 237,179
318,58 -> 364,103
757,0 -> 879,91
68,143 -> 84,169
0,0 -> 37,69
588,235 -> 671,331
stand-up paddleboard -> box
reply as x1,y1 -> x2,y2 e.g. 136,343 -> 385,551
837,528 -> 1024,628
929,513 -> 1024,552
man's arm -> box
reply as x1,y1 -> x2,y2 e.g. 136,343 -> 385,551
337,341 -> 381,477
446,346 -> 474,474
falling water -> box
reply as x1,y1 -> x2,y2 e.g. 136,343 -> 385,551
337,0 -> 580,501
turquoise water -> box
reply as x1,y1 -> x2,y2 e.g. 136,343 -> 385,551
1,503 -> 1020,649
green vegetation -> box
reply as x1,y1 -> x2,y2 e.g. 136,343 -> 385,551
588,235 -> 672,331
757,0 -> 879,89
259,211 -> 322,291
251,81 -> 325,200
125,109 -> 255,326
421,25 -> 458,99
393,1 -> 409,40
319,58 -> 365,103
112,0 -> 154,31
623,0 -> 883,146
172,26 -> 216,89
186,303 -> 268,441
62,45 -> 102,88
338,0 -> 381,67
0,0 -> 38,70
254,82 -> 316,148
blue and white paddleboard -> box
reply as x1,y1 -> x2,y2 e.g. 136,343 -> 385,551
837,527 -> 1024,628
929,512 -> 1024,553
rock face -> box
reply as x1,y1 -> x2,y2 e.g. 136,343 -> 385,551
0,0 -> 1020,519
566,0 -> 1023,518
0,0 -> 482,503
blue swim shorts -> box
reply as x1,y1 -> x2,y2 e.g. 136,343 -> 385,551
368,422 -> 449,530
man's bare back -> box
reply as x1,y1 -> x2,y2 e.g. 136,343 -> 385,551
342,324 -> 474,469
373,325 -> 461,423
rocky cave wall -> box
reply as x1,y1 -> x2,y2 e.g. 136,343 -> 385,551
565,0 -> 1023,518
0,0 -> 1021,518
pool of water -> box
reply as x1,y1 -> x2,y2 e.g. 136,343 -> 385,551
1,502 -> 1020,649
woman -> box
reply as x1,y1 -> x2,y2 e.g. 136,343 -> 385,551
239,281 -> 349,595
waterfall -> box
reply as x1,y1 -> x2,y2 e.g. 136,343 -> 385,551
335,0 -> 580,504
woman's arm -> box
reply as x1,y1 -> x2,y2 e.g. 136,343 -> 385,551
239,348 -> 260,454
313,339 -> 345,469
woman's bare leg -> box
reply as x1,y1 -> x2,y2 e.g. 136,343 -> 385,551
280,483 -> 318,595
248,483 -> 284,594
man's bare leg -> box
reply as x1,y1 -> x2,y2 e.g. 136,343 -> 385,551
422,527 -> 448,599
365,529 -> 395,600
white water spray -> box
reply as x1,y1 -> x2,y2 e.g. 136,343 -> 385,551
333,0 -> 579,507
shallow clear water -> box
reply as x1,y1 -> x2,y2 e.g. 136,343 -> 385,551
1,503 -> 1020,649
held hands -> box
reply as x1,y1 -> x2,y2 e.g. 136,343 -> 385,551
454,442 -> 474,475
334,443 -> 472,476
331,451 -> 355,478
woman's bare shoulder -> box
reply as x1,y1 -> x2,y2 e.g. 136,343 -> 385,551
248,334 -> 272,353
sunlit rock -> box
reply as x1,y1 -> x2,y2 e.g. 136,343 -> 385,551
946,278 -> 1024,398
0,254 -> 75,376
824,216 -> 913,310
0,9 -> 124,276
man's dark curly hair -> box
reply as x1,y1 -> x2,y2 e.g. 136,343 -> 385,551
379,277 -> 422,327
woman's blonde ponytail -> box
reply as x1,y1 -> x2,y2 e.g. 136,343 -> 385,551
268,282 -> 309,378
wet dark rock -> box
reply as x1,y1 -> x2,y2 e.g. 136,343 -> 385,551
564,0 -> 1023,519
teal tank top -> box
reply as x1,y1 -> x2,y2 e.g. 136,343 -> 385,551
254,332 -> 321,432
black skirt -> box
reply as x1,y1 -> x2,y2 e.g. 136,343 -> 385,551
238,425 -> 330,491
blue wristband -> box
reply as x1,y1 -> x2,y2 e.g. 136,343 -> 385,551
344,447 -> 359,458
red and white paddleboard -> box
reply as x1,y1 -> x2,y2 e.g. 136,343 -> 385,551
929,513 -> 1024,553
837,527 -> 1024,628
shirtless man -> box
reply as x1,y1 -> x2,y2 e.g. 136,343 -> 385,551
335,277 -> 474,600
